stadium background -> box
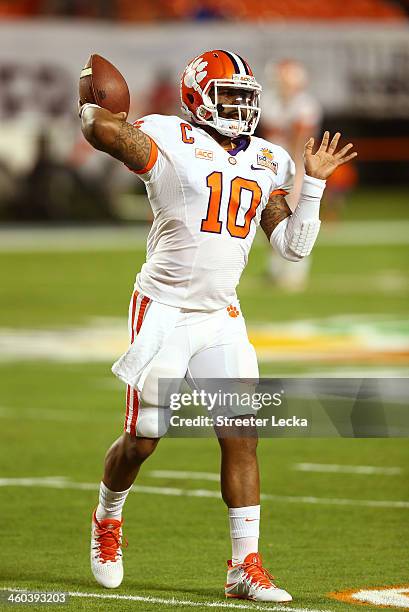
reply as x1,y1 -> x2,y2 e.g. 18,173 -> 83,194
0,2 -> 408,611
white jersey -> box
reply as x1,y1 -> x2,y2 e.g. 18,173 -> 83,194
130,114 -> 295,311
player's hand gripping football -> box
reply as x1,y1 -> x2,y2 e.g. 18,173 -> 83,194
304,131 -> 357,180
78,99 -> 126,121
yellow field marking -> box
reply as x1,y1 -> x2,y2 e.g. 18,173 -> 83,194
0,320 -> 408,365
249,328 -> 409,363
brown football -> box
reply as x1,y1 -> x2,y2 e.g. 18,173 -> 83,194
79,54 -> 130,117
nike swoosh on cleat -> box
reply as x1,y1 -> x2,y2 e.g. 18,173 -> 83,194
245,518 -> 259,522
250,165 -> 266,170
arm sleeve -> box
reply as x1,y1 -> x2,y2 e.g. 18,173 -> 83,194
270,174 -> 326,261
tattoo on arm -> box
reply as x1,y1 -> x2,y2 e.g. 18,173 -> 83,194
260,194 -> 292,240
110,121 -> 152,171
82,107 -> 152,171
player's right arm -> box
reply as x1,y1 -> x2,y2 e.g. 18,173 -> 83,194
80,105 -> 154,172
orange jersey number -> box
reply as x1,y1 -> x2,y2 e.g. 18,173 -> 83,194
201,172 -> 262,239
201,172 -> 223,233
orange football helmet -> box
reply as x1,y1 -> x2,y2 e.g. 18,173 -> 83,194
180,50 -> 262,138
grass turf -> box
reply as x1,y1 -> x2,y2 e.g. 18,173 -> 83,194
0,188 -> 408,611
0,361 -> 408,612
0,242 -> 408,329
0,188 -> 408,329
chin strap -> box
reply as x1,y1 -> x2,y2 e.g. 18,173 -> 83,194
270,175 -> 326,261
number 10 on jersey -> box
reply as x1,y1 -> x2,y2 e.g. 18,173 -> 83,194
201,172 -> 262,239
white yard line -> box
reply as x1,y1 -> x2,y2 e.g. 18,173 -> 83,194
294,463 -> 403,475
0,587 -> 332,612
0,226 -> 149,252
316,221 -> 409,246
265,367 -> 409,378
149,470 -> 220,482
1,220 -> 409,251
0,476 -> 407,509
0,406 -> 119,423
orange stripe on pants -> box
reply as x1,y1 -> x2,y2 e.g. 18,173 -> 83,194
124,291 -> 151,436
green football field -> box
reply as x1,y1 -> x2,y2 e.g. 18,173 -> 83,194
0,187 -> 408,611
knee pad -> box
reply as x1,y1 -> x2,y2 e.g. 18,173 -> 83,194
135,406 -> 170,438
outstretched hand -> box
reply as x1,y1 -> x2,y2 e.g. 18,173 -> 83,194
304,131 -> 357,180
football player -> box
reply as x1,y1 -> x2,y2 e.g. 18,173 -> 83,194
80,49 -> 356,602
262,59 -> 323,290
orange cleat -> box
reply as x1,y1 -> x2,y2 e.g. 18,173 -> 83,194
225,552 -> 292,602
90,510 -> 124,588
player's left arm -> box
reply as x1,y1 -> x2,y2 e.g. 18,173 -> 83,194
261,131 -> 357,261
260,195 -> 292,241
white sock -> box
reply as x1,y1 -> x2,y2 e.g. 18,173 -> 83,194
229,505 -> 260,565
95,481 -> 132,521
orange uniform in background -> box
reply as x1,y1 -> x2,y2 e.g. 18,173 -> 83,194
323,160 -> 359,222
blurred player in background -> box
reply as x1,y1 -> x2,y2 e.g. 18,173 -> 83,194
262,59 -> 323,291
79,49 -> 356,602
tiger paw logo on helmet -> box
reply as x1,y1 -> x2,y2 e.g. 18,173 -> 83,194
227,305 -> 240,318
180,49 -> 262,138
183,57 -> 208,92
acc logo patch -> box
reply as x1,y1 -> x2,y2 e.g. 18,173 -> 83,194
257,148 -> 278,173
195,148 -> 213,160
329,585 -> 409,609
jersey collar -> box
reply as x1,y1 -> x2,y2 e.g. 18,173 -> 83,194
227,136 -> 251,156
192,122 -> 251,157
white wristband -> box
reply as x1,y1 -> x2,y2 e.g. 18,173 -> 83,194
292,174 -> 326,219
301,174 -> 326,199
79,103 -> 101,118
